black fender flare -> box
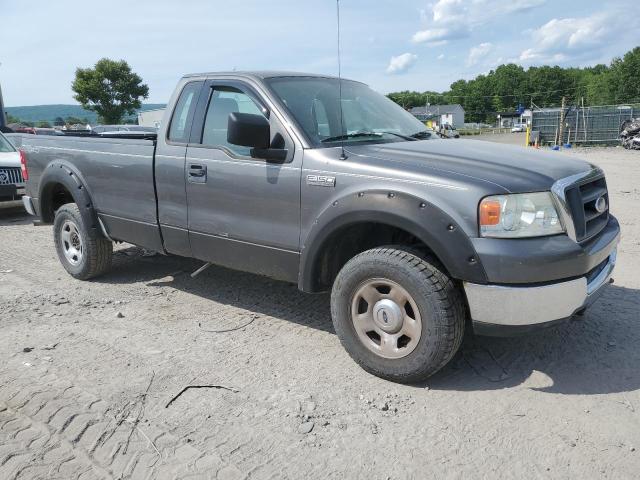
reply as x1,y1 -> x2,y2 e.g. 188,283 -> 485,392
298,190 -> 487,292
38,160 -> 101,236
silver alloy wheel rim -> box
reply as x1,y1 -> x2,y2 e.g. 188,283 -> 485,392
350,278 -> 422,359
60,220 -> 84,265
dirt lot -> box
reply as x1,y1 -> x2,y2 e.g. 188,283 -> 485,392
1,143 -> 639,479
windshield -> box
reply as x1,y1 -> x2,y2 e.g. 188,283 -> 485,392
0,132 -> 16,153
266,77 -> 433,147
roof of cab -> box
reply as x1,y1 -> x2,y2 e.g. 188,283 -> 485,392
181,71 -> 365,84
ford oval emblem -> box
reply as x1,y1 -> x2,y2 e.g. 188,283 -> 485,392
595,196 -> 607,213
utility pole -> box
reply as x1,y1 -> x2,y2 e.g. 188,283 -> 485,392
0,62 -> 7,131
558,96 -> 566,146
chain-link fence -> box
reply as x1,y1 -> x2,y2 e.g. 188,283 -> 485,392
532,104 -> 638,145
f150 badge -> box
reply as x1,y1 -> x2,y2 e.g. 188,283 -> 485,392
306,174 -> 336,187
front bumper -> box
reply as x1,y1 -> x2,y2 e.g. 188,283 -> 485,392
22,195 -> 36,215
465,235 -> 619,336
0,184 -> 25,201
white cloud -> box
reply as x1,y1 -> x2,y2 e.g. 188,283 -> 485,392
518,11 -> 635,65
500,0 -> 547,15
412,0 -> 545,46
437,53 -> 445,60
534,14 -> 610,51
411,27 -> 467,46
467,42 -> 493,66
386,53 -> 418,74
432,0 -> 465,24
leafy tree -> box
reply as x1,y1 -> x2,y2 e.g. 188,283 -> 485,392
36,121 -> 52,128
386,90 -> 447,109
386,46 -> 640,121
610,47 -> 640,103
72,58 -> 149,124
6,113 -> 21,124
53,116 -> 65,126
65,116 -> 90,125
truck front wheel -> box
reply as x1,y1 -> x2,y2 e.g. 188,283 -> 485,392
53,203 -> 113,280
330,247 -> 465,383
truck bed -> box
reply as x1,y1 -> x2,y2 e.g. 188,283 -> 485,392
18,134 -> 164,251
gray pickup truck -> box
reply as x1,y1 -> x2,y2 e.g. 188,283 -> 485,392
17,72 -> 620,382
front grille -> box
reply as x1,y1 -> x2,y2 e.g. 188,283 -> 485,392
564,175 -> 609,242
0,167 -> 24,186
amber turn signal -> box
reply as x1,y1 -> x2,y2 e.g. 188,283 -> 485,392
479,199 -> 501,226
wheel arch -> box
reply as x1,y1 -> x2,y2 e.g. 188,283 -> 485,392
298,190 -> 487,292
38,160 -> 101,236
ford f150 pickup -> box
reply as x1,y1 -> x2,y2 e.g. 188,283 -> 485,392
16,72 -> 620,382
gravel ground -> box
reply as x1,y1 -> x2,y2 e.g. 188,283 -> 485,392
0,142 -> 639,479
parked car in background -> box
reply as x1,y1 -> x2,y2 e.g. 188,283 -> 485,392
0,131 -> 26,202
437,124 -> 460,138
12,126 -> 36,135
511,123 -> 526,133
35,128 -> 64,136
10,126 -> 64,136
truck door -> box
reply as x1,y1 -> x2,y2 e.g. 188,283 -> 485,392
155,80 -> 204,257
184,79 -> 301,282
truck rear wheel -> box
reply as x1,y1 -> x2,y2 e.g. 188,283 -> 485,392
330,247 -> 465,383
53,203 -> 112,280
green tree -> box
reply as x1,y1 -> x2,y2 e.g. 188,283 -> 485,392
36,121 -> 52,128
65,116 -> 89,125
385,46 -> 640,117
585,70 -> 615,105
610,47 -> 640,103
6,113 -> 21,124
53,116 -> 65,127
72,58 -> 149,124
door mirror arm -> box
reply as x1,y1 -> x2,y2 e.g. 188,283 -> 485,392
251,148 -> 288,163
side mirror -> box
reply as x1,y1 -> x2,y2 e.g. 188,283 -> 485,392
227,112 -> 288,163
227,112 -> 270,149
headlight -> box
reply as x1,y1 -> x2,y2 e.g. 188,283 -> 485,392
479,192 -> 564,238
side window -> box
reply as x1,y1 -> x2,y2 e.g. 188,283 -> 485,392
168,82 -> 201,143
201,87 -> 266,157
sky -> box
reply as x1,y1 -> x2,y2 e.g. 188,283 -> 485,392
0,0 -> 638,106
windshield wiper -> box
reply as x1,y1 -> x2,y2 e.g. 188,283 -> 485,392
321,132 -> 382,143
410,130 -> 432,139
321,131 -> 416,143
380,131 -> 417,141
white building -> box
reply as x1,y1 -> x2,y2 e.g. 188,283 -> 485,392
409,104 -> 465,128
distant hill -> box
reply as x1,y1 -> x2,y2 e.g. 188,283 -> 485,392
5,104 -> 166,124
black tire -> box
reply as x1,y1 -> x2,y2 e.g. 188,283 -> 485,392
330,247 -> 465,383
53,203 -> 112,280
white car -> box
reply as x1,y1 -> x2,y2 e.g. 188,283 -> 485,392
0,131 -> 26,203
511,124 -> 526,133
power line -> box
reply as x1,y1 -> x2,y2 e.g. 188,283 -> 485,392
447,85 -> 585,100
392,84 -> 587,100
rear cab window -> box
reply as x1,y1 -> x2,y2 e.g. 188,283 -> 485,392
168,81 -> 203,143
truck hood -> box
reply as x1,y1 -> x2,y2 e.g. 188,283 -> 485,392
0,151 -> 20,168
347,139 -> 592,193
